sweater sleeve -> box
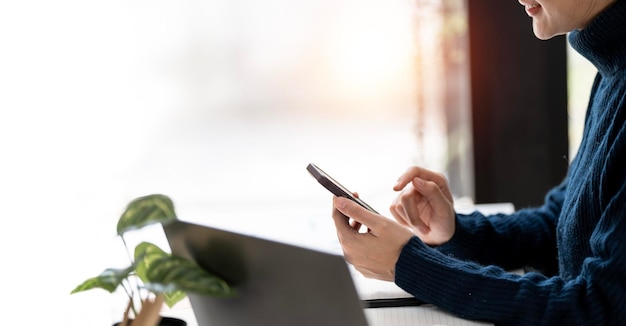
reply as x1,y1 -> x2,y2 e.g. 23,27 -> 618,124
394,179 -> 626,325
435,181 -> 564,273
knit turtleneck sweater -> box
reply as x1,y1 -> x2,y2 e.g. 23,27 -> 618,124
394,2 -> 626,325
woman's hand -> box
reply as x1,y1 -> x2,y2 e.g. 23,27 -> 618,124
389,166 -> 456,246
332,197 -> 414,282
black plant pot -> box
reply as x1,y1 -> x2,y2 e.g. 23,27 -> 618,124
113,316 -> 187,326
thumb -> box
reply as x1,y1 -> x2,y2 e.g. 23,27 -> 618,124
334,197 -> 382,231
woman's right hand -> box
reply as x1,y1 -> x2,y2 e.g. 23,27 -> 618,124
389,166 -> 456,246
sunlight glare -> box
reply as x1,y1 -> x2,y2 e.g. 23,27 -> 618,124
326,1 -> 415,99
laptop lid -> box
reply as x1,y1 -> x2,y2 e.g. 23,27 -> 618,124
163,220 -> 370,326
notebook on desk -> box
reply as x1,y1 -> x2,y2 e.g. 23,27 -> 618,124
163,220 -> 491,326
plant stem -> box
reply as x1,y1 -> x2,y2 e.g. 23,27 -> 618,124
121,235 -> 135,265
121,281 -> 138,316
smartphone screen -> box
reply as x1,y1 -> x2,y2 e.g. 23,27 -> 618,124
306,163 -> 378,214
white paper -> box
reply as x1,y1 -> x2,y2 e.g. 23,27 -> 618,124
365,305 -> 493,326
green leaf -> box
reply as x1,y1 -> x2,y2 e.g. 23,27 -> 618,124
134,242 -> 235,307
117,194 -> 177,235
143,286 -> 187,308
70,266 -> 134,294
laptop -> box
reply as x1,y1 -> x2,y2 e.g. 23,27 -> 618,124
163,220 -> 371,326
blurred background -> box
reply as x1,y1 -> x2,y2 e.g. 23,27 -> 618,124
0,0 -> 594,324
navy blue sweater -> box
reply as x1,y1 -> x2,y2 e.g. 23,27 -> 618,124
394,2 -> 626,325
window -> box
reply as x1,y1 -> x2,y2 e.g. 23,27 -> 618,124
566,43 -> 597,160
102,0 -> 474,231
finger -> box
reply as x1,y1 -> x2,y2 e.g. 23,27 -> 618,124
389,192 -> 412,225
402,205 -> 429,235
398,189 -> 429,234
334,197 -> 382,232
412,177 -> 451,214
388,199 -> 405,223
331,199 -> 353,231
393,166 -> 444,191
389,204 -> 411,229
395,168 -> 453,203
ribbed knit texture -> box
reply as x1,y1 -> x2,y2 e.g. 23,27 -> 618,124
394,2 -> 626,325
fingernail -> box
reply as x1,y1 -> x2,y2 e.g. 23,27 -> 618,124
414,177 -> 425,187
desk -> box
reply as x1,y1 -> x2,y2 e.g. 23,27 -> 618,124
353,267 -> 493,326
65,202 -> 511,326
157,276 -> 493,326
159,303 -> 492,326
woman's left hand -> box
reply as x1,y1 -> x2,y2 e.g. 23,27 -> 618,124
332,196 -> 414,282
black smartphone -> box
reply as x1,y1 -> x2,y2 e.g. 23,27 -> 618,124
306,163 -> 379,214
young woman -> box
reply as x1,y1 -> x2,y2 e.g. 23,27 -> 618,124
330,0 -> 626,324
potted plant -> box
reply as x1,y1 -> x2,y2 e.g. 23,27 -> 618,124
71,194 -> 236,326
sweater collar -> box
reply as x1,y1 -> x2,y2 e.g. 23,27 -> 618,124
568,1 -> 626,76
